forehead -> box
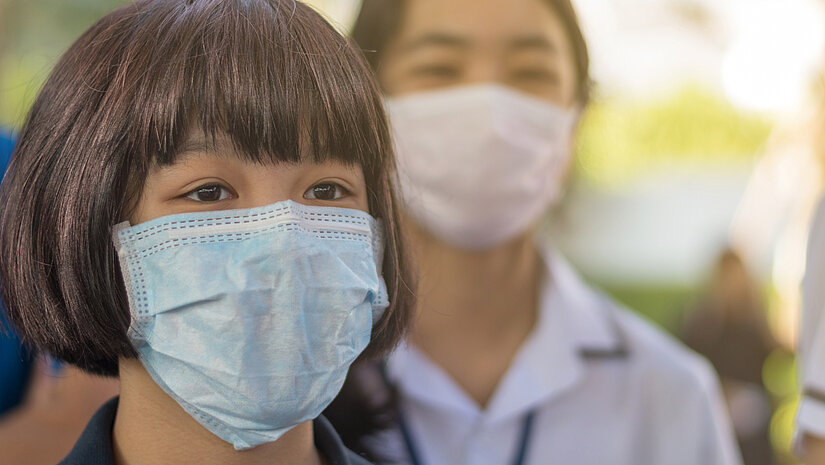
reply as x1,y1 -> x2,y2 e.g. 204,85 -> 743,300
393,0 -> 568,51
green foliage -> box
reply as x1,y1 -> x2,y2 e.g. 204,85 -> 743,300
597,283 -> 697,334
0,0 -> 128,128
0,53 -> 51,127
575,87 -> 774,185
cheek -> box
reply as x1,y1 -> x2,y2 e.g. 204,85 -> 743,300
348,184 -> 370,213
127,168 -> 165,225
378,64 -> 405,97
558,46 -> 581,107
514,83 -> 566,106
128,192 -> 152,226
350,169 -> 371,213
128,187 -> 177,226
357,194 -> 370,213
129,203 -> 163,226
562,69 -> 579,107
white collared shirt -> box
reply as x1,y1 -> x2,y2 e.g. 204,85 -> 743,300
796,194 -> 825,441
372,250 -> 742,465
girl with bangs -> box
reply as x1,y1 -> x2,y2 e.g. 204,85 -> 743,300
0,1 -> 413,464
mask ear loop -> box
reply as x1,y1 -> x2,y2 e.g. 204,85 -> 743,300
370,219 -> 390,321
372,219 -> 386,275
111,221 -> 150,344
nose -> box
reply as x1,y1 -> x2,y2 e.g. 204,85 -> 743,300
234,163 -> 296,210
461,58 -> 506,87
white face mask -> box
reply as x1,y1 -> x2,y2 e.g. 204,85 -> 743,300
385,84 -> 577,250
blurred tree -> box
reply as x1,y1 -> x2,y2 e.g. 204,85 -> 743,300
0,0 -> 128,127
576,86 -> 773,186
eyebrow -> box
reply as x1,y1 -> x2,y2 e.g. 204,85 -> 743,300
399,32 -> 470,53
507,35 -> 557,54
399,31 -> 557,55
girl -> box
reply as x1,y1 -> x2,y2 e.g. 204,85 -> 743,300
0,1 -> 413,464
328,0 -> 742,464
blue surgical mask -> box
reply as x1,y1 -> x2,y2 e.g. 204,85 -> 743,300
112,200 -> 388,450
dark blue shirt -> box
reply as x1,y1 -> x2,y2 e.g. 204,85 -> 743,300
59,397 -> 373,465
0,129 -> 32,415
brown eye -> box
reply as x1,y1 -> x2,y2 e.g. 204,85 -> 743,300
304,183 -> 347,201
185,185 -> 232,202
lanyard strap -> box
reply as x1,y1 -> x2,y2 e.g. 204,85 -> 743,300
397,408 -> 538,465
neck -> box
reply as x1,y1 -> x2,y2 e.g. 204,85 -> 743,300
113,359 -> 324,465
406,219 -> 543,407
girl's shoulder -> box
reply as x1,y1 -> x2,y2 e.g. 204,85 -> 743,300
58,397 -> 118,465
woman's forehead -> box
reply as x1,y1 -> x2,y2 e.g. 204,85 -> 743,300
391,0 -> 566,51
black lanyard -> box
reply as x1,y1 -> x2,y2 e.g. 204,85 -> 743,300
396,407 -> 538,465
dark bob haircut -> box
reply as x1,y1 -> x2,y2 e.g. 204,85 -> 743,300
350,0 -> 592,104
0,0 -> 414,376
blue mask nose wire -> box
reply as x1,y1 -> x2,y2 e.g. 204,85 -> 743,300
396,406 -> 537,465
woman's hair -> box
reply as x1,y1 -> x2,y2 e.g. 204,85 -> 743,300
0,0 -> 414,376
350,0 -> 591,104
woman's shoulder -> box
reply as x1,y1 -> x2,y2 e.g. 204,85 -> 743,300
345,451 -> 374,465
58,399 -> 374,465
609,302 -> 720,394
58,397 -> 118,465
314,414 -> 376,465
545,250 -> 717,390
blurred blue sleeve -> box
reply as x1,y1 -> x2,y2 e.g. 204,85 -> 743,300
0,128 -> 34,415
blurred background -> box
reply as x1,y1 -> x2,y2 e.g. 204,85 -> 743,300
1,0 -> 824,463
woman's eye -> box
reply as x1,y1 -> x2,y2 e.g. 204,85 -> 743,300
304,183 -> 348,201
185,185 -> 232,202
410,64 -> 460,79
512,68 -> 560,84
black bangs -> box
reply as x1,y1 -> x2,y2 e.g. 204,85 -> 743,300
0,0 -> 413,376
120,0 -> 388,170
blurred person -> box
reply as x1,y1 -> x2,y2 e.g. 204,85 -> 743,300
795,194 -> 825,465
0,0 -> 415,464
324,0 -> 742,464
683,248 -> 779,465
791,72 -> 825,465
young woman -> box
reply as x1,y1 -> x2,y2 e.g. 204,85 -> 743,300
328,0 -> 742,464
0,1 -> 413,464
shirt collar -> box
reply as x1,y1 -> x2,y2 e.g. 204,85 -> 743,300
387,247 -> 626,423
314,415 -> 372,465
58,397 -> 118,465
542,247 -> 625,356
